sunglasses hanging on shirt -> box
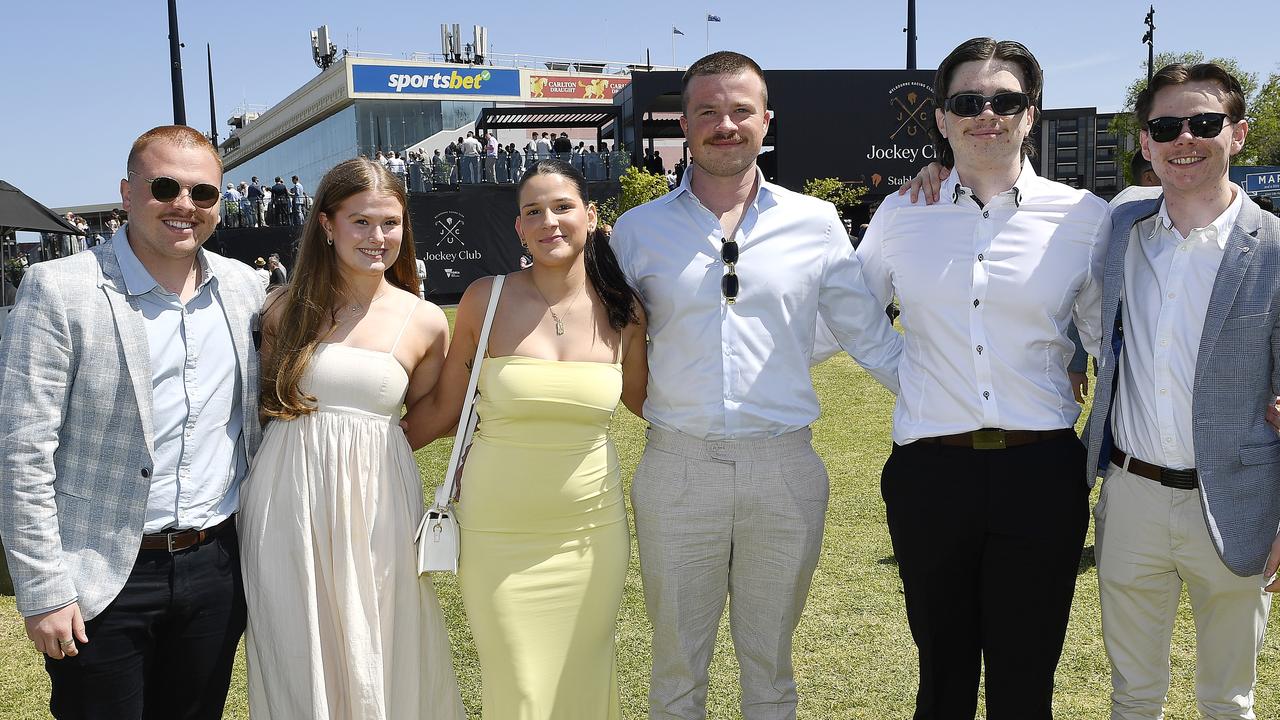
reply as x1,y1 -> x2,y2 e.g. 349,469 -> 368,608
944,92 -> 1031,117
721,238 -> 739,305
129,172 -> 221,209
1144,113 -> 1229,143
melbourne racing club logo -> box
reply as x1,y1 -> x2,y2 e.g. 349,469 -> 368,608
868,81 -> 938,187
433,211 -> 466,247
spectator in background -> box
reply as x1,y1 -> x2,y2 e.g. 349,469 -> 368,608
387,152 -> 407,187
105,210 -> 122,236
248,177 -> 265,227
462,132 -> 482,183
445,137 -> 461,184
553,132 -> 572,160
268,252 -> 288,282
484,132 -> 499,183
270,177 -> 290,226
1131,152 -> 1160,187
266,255 -> 287,289
432,149 -> 447,186
223,184 -> 242,228
536,132 -> 553,160
252,257 -> 271,290
415,255 -> 427,299
291,176 -> 306,226
508,143 -> 523,182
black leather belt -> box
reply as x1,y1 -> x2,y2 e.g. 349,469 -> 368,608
1111,447 -> 1198,490
916,428 -> 1075,450
141,516 -> 235,552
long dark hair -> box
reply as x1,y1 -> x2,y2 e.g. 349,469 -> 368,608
516,159 -> 641,331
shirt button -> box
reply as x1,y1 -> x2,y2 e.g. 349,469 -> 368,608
976,345 -> 983,354
977,253 -> 984,261
1160,388 -> 1167,394
1160,338 -> 1169,346
983,211 -> 990,218
1168,292 -> 1176,299
973,299 -> 980,308
983,391 -> 991,400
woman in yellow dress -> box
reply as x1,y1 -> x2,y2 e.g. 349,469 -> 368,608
406,158 -> 648,719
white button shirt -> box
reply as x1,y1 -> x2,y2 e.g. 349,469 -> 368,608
1112,189 -> 1243,470
857,161 -> 1111,445
611,166 -> 903,441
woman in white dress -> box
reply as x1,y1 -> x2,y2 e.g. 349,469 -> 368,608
239,157 -> 464,719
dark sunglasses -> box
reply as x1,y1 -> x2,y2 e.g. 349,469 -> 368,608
944,92 -> 1031,117
1145,112 -> 1229,143
129,172 -> 221,209
721,239 -> 739,305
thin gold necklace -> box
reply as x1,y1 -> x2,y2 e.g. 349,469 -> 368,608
344,287 -> 387,318
531,280 -> 586,336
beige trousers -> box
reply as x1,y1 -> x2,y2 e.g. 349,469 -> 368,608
1095,462 -> 1272,720
631,427 -> 828,720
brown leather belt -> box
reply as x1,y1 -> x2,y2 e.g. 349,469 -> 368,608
140,516 -> 235,553
1111,447 -> 1198,490
916,428 -> 1075,450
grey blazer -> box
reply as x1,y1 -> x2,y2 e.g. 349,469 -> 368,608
0,240 -> 264,620
1084,194 -> 1280,577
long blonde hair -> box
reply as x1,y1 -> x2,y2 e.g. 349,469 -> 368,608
260,158 -> 419,421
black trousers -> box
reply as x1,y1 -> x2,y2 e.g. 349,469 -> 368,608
45,525 -> 246,720
881,433 -> 1089,720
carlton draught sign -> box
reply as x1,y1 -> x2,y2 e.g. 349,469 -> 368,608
528,75 -> 630,101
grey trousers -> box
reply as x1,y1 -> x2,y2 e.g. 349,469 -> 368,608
632,427 -> 829,720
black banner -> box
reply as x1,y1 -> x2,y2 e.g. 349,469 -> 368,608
210,181 -> 618,305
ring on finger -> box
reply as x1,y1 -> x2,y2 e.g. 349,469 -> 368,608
58,638 -> 74,648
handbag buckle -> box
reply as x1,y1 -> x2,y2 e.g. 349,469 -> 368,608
971,429 -> 1007,450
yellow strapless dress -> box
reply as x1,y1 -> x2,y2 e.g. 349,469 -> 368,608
457,355 -> 628,720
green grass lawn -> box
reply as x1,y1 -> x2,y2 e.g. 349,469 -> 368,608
2,341 -> 1278,718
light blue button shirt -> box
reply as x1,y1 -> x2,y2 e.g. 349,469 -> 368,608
113,230 -> 246,532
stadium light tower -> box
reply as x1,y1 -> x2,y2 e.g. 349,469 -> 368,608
1142,6 -> 1155,84
904,0 -> 918,70
168,0 -> 186,125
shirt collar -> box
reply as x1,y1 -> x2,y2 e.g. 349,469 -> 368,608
663,163 -> 775,208
944,157 -> 1037,208
1154,185 -> 1243,250
113,223 -> 215,297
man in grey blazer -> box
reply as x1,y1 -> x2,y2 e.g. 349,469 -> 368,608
0,125 -> 264,719
1084,63 -> 1280,719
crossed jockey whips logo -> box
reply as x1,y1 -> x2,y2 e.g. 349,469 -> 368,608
433,211 -> 466,247
890,88 -> 935,141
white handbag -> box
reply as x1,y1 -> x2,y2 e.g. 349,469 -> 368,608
415,275 -> 505,575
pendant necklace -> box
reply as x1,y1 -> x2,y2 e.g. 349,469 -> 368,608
532,280 -> 585,336
345,288 -> 387,319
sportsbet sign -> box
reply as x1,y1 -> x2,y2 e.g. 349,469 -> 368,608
351,64 -> 521,97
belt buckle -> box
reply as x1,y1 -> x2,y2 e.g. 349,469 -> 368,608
166,531 -> 180,553
1161,468 -> 1197,490
972,429 -> 1007,450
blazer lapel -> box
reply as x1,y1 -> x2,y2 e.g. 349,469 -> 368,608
99,252 -> 157,454
1196,203 -> 1262,383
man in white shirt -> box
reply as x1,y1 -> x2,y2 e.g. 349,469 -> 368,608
611,51 -> 903,720
535,132 -> 552,160
461,132 -> 482,184
1085,62 -> 1280,720
857,38 -> 1110,718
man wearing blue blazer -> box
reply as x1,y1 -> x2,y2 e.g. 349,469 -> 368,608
0,125 -> 264,719
1084,63 -> 1280,719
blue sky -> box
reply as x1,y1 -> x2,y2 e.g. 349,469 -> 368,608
3,0 -> 1276,208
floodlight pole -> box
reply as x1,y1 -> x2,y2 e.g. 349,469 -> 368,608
1143,6 -> 1155,84
168,0 -> 186,125
905,0 -> 917,70
207,44 -> 218,148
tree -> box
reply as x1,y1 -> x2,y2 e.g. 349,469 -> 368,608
1248,73 -> 1280,167
1112,52 -> 1276,181
595,166 -> 670,228
800,178 -> 869,218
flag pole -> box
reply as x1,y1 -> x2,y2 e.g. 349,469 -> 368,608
672,28 -> 676,66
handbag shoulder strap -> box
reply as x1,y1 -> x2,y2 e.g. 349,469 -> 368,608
441,275 -> 504,500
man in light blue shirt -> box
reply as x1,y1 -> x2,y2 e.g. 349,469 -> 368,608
0,125 -> 264,719
611,51 -> 902,720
